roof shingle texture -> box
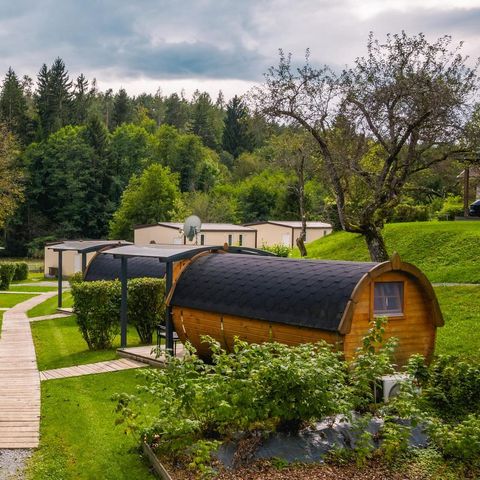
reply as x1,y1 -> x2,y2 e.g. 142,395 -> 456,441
84,253 -> 165,281
171,254 -> 377,332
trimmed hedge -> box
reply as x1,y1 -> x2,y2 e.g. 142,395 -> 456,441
72,280 -> 121,350
71,277 -> 166,349
12,262 -> 29,281
0,263 -> 17,290
69,271 -> 84,286
128,277 -> 166,344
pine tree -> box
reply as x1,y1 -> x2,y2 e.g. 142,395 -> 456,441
0,68 -> 28,143
164,93 -> 189,130
190,92 -> 219,150
112,88 -> 131,128
222,95 -> 254,158
35,58 -> 73,137
72,73 -> 89,125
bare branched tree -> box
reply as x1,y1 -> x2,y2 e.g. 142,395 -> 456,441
251,32 -> 478,261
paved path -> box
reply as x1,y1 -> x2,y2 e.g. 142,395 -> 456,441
29,313 -> 71,322
0,291 -> 56,448
40,358 -> 144,381
432,282 -> 480,287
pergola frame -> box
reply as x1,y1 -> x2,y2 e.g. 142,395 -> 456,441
49,240 -> 131,308
101,244 -> 276,353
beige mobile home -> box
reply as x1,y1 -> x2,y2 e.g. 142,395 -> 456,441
134,222 -> 257,248
44,243 -> 96,277
244,221 -> 332,248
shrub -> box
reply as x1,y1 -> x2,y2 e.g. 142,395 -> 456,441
261,243 -> 291,257
0,263 -> 17,290
391,203 -> 430,222
115,338 -> 353,474
12,262 -> 29,281
422,356 -> 480,419
428,414 -> 480,465
436,195 -> 464,221
69,271 -> 84,286
71,280 -> 121,350
127,277 -> 165,344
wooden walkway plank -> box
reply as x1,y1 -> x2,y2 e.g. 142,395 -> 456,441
40,358 -> 145,381
0,291 -> 57,449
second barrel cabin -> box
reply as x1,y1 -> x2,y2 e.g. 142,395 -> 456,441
168,251 -> 443,365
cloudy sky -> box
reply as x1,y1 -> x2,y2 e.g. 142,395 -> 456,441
1,0 -> 480,99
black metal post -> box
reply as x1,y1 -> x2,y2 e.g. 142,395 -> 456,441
120,257 -> 128,348
81,252 -> 87,273
165,261 -> 174,355
57,251 -> 63,308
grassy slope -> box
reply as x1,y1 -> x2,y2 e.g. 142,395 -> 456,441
434,286 -> 480,359
27,292 -> 73,318
32,315 -> 144,370
0,292 -> 36,308
293,221 -> 480,283
26,370 -> 154,480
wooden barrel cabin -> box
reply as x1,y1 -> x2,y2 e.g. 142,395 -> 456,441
169,251 -> 443,364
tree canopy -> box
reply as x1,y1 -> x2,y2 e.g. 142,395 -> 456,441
252,32 -> 479,260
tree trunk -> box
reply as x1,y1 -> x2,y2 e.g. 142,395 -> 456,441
298,158 -> 307,242
363,226 -> 389,262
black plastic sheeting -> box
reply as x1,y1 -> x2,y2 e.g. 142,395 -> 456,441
84,253 -> 166,281
216,416 -> 428,467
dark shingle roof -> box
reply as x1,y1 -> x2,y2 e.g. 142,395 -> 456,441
84,253 -> 165,281
170,254 -> 377,332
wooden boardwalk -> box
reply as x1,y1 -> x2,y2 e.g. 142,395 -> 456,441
40,358 -> 144,381
0,292 -> 56,448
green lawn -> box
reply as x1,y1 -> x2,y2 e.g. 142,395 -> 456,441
434,286 -> 480,359
27,292 -> 73,318
293,221 -> 480,283
0,292 -> 36,308
25,370 -> 154,480
11,285 -> 58,292
31,315 -> 145,370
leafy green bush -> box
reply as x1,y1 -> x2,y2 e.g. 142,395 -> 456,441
127,277 -> 165,343
71,280 -> 121,349
69,271 -> 84,286
391,203 -> 430,222
421,356 -> 480,419
115,338 -> 353,472
436,195 -> 464,221
0,263 -> 17,290
11,262 -> 29,281
261,243 -> 291,257
428,414 -> 480,465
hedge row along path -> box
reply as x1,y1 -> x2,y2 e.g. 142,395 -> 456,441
0,291 -> 56,448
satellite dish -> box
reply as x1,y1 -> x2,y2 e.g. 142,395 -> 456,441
183,215 -> 202,243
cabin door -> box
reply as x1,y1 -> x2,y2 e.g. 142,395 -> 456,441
282,234 -> 291,247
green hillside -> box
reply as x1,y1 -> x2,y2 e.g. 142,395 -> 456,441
293,221 -> 479,283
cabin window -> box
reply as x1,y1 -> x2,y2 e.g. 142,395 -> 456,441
228,234 -> 233,246
239,234 -> 243,246
200,234 -> 205,246
374,282 -> 404,315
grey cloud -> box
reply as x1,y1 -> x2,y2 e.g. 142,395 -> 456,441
0,0 -> 479,89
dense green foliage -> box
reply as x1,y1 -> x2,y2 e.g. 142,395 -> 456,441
109,164 -> 182,240
12,261 -> 28,280
293,221 -> 480,283
71,280 -> 121,349
71,277 -> 165,349
127,277 -> 166,343
0,262 -> 17,289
